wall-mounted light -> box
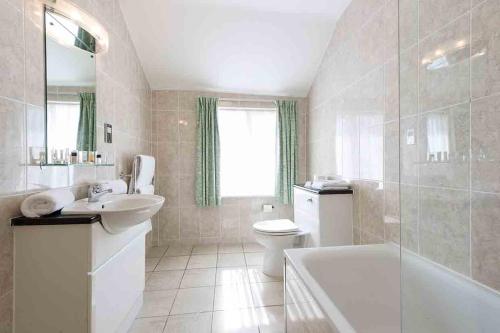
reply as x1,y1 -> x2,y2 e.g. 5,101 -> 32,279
41,0 -> 109,53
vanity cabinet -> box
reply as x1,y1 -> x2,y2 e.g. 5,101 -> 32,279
293,185 -> 353,248
12,216 -> 151,333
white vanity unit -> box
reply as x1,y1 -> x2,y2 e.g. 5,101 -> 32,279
12,215 -> 150,333
12,194 -> 164,333
293,185 -> 353,247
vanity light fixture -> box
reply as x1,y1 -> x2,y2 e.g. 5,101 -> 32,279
41,0 -> 109,53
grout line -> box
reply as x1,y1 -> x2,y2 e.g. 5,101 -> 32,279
468,0 -> 473,278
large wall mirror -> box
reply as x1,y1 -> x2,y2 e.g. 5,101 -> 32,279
44,8 -> 97,165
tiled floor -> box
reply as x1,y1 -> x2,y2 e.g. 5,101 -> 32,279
130,242 -> 286,333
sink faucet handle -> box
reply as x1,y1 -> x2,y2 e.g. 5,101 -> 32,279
88,183 -> 113,202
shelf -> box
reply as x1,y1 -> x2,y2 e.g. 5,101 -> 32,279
32,163 -> 115,167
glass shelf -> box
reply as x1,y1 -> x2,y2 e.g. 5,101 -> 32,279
33,163 -> 115,167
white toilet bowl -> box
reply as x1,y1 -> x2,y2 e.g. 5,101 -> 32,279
253,219 -> 304,277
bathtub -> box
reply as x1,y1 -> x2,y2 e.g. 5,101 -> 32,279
284,244 -> 500,333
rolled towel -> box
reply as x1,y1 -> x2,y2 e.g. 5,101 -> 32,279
21,189 -> 75,218
136,184 -> 154,195
96,179 -> 128,194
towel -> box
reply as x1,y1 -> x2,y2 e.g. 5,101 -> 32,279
96,179 -> 128,194
128,155 -> 155,194
21,189 -> 75,218
136,184 -> 154,195
311,179 -> 351,190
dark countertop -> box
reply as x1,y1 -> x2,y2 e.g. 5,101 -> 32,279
293,184 -> 353,195
11,214 -> 101,226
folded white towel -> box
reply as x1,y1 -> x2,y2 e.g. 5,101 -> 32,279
311,179 -> 351,189
96,179 -> 128,194
136,184 -> 154,195
21,189 -> 75,218
129,155 -> 155,194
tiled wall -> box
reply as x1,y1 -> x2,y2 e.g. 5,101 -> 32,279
399,0 -> 500,292
308,0 -> 500,294
307,0 -> 400,244
0,0 -> 152,331
150,91 -> 308,246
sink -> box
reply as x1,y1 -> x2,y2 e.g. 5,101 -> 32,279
62,194 -> 165,234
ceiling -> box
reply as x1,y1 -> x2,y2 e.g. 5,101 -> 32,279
119,0 -> 351,97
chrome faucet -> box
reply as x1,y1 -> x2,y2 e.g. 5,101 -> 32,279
88,184 -> 113,202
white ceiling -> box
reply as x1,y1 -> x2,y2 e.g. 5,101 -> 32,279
119,0 -> 351,97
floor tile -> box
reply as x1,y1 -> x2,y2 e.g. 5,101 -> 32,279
243,243 -> 264,253
180,268 -> 216,288
247,266 -> 282,284
250,282 -> 284,307
164,312 -> 212,333
244,253 -> 263,266
192,244 -> 218,254
170,287 -> 215,315
138,290 -> 177,317
218,243 -> 244,253
212,308 -> 259,333
214,284 -> 254,310
216,267 -> 250,285
146,258 -> 160,272
255,306 -> 285,333
156,256 -> 190,271
187,254 -> 218,269
218,253 -> 246,267
146,246 -> 169,258
128,316 -> 167,333
165,245 -> 193,257
145,270 -> 184,291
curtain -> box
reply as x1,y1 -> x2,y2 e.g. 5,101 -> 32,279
77,92 -> 96,152
275,100 -> 298,204
74,27 -> 96,53
195,97 -> 221,207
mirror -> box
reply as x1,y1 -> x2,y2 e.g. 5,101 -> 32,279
43,8 -> 97,165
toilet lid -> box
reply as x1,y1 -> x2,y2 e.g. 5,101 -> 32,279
253,219 -> 299,234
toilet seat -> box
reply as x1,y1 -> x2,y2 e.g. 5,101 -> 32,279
253,219 -> 299,234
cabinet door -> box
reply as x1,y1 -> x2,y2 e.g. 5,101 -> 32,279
89,235 -> 145,333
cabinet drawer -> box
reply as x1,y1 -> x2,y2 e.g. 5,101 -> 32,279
294,188 -> 319,220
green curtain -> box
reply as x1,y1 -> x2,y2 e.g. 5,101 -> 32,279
195,97 -> 221,207
275,100 -> 298,204
77,92 -> 96,152
74,27 -> 96,53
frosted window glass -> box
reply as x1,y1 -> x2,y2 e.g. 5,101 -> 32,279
47,102 -> 80,151
218,107 -> 277,197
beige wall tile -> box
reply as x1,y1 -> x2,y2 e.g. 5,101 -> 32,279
399,0 -> 418,51
419,15 -> 470,113
359,181 -> 385,239
400,45 -> 419,117
418,103 -> 470,189
419,0 -> 470,40
0,1 -> 24,102
471,192 -> 500,291
400,116 -> 418,185
471,0 -> 500,99
471,94 -> 500,193
419,187 -> 470,275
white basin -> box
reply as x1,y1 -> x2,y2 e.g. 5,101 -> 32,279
62,194 -> 165,234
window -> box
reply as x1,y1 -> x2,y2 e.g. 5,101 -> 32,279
218,107 -> 277,197
47,101 -> 80,151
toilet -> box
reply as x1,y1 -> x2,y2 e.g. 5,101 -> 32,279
253,185 -> 354,277
253,219 -> 304,276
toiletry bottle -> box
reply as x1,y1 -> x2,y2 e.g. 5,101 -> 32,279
96,153 -> 102,165
70,150 -> 78,164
